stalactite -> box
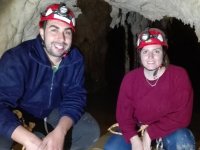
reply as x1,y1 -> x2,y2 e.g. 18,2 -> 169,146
104,0 -> 200,41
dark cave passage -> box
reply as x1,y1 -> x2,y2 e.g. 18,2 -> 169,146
166,19 -> 200,113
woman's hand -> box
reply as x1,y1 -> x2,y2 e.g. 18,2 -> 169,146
142,130 -> 151,150
138,125 -> 148,137
130,135 -> 143,150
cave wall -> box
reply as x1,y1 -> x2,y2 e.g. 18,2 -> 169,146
0,0 -> 81,55
0,0 -> 112,92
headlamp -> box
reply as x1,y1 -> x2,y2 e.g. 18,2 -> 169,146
136,28 -> 168,50
139,31 -> 164,42
42,3 -> 69,18
40,3 -> 76,31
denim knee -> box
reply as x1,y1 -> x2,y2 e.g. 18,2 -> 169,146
163,128 -> 195,150
104,135 -> 131,150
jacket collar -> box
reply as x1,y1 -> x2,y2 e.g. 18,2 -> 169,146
29,35 -> 81,68
29,35 -> 52,67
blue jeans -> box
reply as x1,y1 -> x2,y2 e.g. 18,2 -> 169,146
0,110 -> 100,150
104,128 -> 195,150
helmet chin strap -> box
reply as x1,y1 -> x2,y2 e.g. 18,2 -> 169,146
153,66 -> 161,78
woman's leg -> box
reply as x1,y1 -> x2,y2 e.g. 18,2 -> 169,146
104,135 -> 131,150
162,128 -> 195,150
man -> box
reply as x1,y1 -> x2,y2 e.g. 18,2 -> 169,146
0,2 -> 100,150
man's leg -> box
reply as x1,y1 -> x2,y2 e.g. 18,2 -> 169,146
46,109 -> 72,149
47,109 -> 100,150
70,112 -> 100,150
0,135 -> 13,150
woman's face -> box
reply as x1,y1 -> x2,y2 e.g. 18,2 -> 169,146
140,44 -> 163,71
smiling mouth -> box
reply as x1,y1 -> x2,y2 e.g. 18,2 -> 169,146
53,43 -> 68,51
147,61 -> 155,64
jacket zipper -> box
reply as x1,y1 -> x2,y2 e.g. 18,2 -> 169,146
48,69 -> 56,107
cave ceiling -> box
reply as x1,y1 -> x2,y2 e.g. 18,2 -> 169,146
104,0 -> 200,41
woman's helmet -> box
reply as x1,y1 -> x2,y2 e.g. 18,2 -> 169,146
136,28 -> 168,50
39,3 -> 75,32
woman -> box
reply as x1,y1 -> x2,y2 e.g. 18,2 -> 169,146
104,28 -> 195,150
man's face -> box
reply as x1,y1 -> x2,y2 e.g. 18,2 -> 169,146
39,20 -> 72,59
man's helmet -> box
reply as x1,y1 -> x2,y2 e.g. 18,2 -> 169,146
39,3 -> 75,32
136,28 -> 168,50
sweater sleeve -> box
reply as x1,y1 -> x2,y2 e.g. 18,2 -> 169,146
59,49 -> 87,124
147,67 -> 193,140
116,72 -> 138,143
0,51 -> 24,139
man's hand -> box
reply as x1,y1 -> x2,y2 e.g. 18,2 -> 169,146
11,125 -> 43,150
38,127 -> 65,150
38,116 -> 73,150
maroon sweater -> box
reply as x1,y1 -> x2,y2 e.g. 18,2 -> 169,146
116,65 -> 193,142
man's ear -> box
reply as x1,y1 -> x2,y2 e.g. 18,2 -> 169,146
39,28 -> 44,40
